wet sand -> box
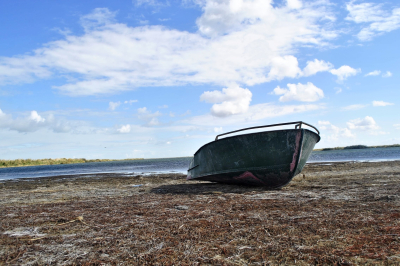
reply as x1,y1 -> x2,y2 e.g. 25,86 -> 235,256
1,161 -> 400,265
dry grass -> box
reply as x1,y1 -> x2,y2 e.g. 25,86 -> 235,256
1,161 -> 400,265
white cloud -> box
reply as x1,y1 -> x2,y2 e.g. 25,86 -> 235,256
318,117 -> 383,141
185,102 -> 323,126
365,70 -> 381,76
334,87 -> 342,94
267,56 -> 302,81
382,71 -> 392,78
317,120 -> 355,140
214,127 -> 223,133
317,120 -> 330,126
286,0 -> 302,10
0,109 -> 84,133
346,2 -> 400,41
124,100 -> 138,104
302,59 -> 333,76
147,117 -> 160,126
80,8 -> 117,32
30,111 -> 46,123
137,107 -> 162,126
200,84 -> 252,117
0,4 -> 337,95
158,105 -> 168,109
330,65 -> 360,81
346,2 -> 387,23
372,101 -> 394,107
272,82 -> 324,102
347,116 -> 379,131
108,101 -> 121,111
394,124 -> 400,130
342,104 -> 367,111
117,124 -> 131,133
364,70 -> 392,78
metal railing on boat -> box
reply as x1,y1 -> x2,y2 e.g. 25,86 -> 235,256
215,121 -> 320,141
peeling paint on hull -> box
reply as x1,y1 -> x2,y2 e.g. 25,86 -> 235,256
187,128 -> 320,188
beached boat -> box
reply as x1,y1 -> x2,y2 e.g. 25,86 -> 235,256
187,121 -> 320,188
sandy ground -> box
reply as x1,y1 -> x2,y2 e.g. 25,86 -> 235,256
1,161 -> 400,265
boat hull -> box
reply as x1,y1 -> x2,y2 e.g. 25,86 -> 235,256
187,128 -> 320,188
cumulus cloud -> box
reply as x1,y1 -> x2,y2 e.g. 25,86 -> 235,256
124,100 -> 138,104
108,101 -> 121,111
266,56 -> 302,81
318,117 -> 383,141
200,84 -> 252,117
0,3 -> 337,95
186,102 -> 323,126
365,70 -> 392,78
302,59 -> 333,77
382,71 -> 392,78
117,124 -> 131,133
346,2 -> 400,41
372,101 -> 394,107
137,107 -> 162,126
365,70 -> 381,76
334,87 -> 342,94
272,82 -> 324,102
347,116 -> 379,131
318,120 -> 355,140
30,111 -> 46,123
0,109 -> 83,133
342,104 -> 367,111
330,65 -> 360,81
286,0 -> 302,10
80,8 -> 117,32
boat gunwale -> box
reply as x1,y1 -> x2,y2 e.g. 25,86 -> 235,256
193,128 -> 320,156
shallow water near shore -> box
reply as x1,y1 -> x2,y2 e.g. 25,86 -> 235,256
1,147 -> 400,181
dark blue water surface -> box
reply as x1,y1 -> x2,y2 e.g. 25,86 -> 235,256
1,147 -> 400,181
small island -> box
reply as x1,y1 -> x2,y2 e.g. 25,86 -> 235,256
314,144 -> 400,151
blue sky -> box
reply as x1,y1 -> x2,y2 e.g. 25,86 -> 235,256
0,0 -> 399,159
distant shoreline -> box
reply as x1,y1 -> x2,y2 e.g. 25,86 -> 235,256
2,144 -> 400,168
0,158 -> 144,168
314,144 -> 400,151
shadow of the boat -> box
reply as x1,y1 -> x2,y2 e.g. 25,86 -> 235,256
150,182 -> 280,195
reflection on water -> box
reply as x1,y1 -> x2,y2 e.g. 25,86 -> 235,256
1,147 -> 400,181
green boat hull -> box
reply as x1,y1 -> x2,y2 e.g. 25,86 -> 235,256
187,127 -> 320,188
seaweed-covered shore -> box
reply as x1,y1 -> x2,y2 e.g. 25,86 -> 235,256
1,161 -> 400,265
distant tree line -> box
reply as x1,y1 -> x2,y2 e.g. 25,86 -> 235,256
315,144 -> 400,151
0,158 -> 144,168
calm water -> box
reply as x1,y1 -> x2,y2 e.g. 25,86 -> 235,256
308,147 -> 400,163
1,147 -> 400,181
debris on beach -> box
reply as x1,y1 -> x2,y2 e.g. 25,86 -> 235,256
1,162 -> 400,265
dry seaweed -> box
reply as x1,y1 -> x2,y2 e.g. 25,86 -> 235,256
1,161 -> 400,265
